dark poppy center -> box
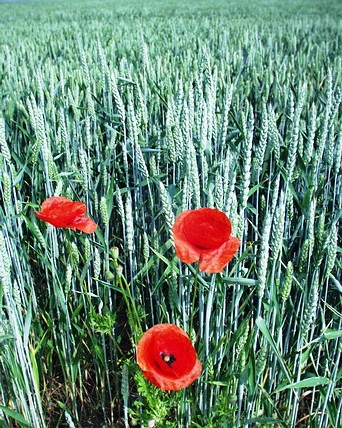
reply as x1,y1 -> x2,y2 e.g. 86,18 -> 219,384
182,209 -> 231,249
161,353 -> 176,368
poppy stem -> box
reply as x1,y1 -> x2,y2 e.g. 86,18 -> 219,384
189,259 -> 200,339
110,248 -> 143,343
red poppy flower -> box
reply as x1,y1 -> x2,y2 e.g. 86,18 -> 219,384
136,324 -> 202,391
35,196 -> 97,234
172,208 -> 240,273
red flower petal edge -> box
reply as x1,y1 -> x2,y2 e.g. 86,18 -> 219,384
35,196 -> 97,234
137,324 -> 202,391
172,208 -> 240,273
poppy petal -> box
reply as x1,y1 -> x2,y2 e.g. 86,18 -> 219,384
34,209 -> 71,228
172,211 -> 202,264
198,236 -> 241,273
172,208 -> 240,273
35,196 -> 97,233
71,216 -> 98,234
141,358 -> 202,391
182,208 -> 231,249
40,197 -> 86,216
36,197 -> 86,226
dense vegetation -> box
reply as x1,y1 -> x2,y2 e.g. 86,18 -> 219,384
0,0 -> 341,426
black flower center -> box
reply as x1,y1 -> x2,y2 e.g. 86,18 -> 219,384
161,353 -> 176,367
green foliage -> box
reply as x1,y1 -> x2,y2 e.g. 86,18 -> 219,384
129,369 -> 182,427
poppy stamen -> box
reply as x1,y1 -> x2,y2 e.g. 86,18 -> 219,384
161,353 -> 176,367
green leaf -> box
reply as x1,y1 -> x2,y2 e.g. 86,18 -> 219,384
309,328 -> 342,345
255,317 -> 292,383
222,277 -> 260,287
23,301 -> 32,348
274,376 -> 330,393
0,405 -> 30,427
322,329 -> 342,340
206,380 -> 229,386
29,346 -> 41,402
134,239 -> 174,279
0,335 -> 14,341
247,179 -> 267,197
329,274 -> 342,293
241,416 -> 287,426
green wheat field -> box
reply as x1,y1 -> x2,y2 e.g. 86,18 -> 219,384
0,0 -> 341,427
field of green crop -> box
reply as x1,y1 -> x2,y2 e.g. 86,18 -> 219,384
0,0 -> 341,427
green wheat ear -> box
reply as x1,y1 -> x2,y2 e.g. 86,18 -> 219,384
301,273 -> 320,337
159,181 -> 175,231
0,117 -> 12,166
100,196 -> 109,225
280,261 -> 293,302
257,211 -> 272,299
0,231 -> 11,294
326,223 -> 338,279
270,191 -> 285,260
93,247 -> 101,280
2,171 -> 11,205
84,236 -> 91,262
33,223 -> 46,249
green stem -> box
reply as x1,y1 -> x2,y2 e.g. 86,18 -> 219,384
110,249 -> 143,343
189,260 -> 200,338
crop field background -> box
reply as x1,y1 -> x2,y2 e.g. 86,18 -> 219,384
0,0 -> 341,427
